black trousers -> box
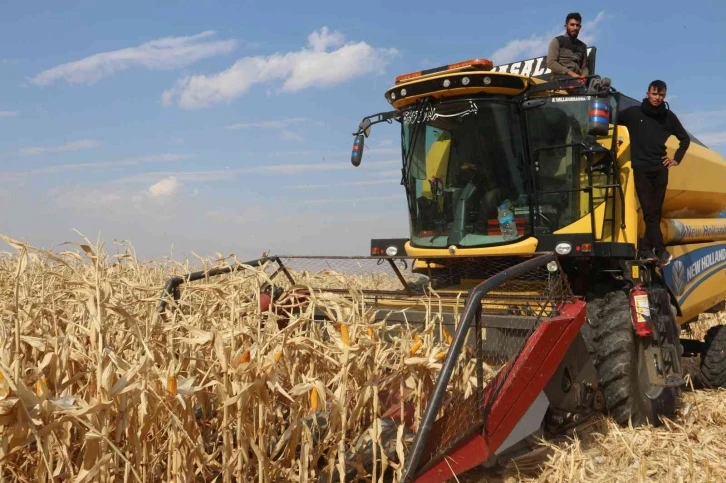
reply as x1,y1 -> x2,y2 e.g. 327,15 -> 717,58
633,168 -> 668,252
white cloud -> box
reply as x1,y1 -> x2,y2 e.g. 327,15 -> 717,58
304,194 -> 401,205
0,154 -> 194,183
280,130 -> 304,142
161,27 -> 398,109
30,153 -> 193,174
490,11 -> 607,64
0,111 -> 19,118
224,117 -> 308,130
206,207 -> 267,225
698,132 -> 726,146
374,169 -> 402,179
287,178 -> 399,189
19,139 -> 100,155
47,185 -> 126,209
30,31 -> 236,86
148,176 -> 181,197
114,159 -> 400,184
680,109 -> 726,147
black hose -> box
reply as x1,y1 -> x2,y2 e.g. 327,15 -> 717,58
158,256 -> 277,313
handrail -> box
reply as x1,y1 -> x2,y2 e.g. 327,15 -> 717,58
401,252 -> 557,482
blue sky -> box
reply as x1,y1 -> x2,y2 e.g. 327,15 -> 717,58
1,0 -> 725,261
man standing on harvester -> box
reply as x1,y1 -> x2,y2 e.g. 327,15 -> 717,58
547,12 -> 589,81
617,80 -> 691,266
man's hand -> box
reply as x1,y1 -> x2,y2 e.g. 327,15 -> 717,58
663,155 -> 679,168
565,71 -> 585,86
567,71 -> 585,85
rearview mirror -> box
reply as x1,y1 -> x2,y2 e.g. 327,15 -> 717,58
351,134 -> 365,167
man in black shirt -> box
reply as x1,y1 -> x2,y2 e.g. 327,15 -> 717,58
617,80 -> 691,266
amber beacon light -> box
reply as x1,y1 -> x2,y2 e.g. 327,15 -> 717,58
394,58 -> 494,84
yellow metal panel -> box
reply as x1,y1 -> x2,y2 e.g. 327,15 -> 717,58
616,126 -> 726,219
421,137 -> 451,201
405,237 -> 538,257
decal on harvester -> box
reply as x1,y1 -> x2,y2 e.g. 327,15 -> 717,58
664,244 -> 726,300
672,260 -> 686,296
492,47 -> 595,81
666,219 -> 726,244
551,96 -> 591,103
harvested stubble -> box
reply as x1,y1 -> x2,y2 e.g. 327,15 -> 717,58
1,235 -> 725,483
0,235 -> 482,483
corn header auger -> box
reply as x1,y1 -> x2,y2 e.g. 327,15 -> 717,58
158,48 -> 726,482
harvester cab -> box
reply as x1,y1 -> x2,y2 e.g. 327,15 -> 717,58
158,47 -> 726,483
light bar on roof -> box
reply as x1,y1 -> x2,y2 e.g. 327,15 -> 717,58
395,58 -> 494,84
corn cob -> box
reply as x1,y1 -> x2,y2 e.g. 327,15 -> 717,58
167,375 -> 177,396
310,387 -> 319,410
338,323 -> 350,346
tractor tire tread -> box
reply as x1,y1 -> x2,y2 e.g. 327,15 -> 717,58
699,325 -> 726,388
584,289 -> 679,427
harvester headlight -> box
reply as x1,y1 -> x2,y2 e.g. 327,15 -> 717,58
443,79 -> 451,87
555,242 -> 572,255
385,246 -> 398,256
400,88 -> 407,96
461,76 -> 470,86
483,76 -> 492,85
390,92 -> 396,100
547,261 -> 559,272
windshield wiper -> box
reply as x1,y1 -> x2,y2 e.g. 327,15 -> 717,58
401,98 -> 432,185
401,98 -> 432,218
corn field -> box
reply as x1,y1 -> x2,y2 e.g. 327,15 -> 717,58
0,234 -> 482,483
1,233 -> 725,483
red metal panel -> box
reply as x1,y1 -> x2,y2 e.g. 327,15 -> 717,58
486,300 -> 587,451
410,300 -> 586,483
484,313 -> 570,433
412,432 -> 491,483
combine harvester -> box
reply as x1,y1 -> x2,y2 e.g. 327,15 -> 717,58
160,48 -> 726,482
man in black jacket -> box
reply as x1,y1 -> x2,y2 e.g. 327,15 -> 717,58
617,80 -> 691,266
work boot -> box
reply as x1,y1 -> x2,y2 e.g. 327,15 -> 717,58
656,249 -> 673,266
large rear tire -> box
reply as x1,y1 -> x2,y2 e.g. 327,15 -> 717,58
699,325 -> 726,388
585,289 -> 680,427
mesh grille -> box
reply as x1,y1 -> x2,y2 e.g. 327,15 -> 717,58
247,254 -> 573,319
399,254 -> 575,480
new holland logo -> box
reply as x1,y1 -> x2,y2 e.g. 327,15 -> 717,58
670,219 -> 686,244
672,259 -> 686,296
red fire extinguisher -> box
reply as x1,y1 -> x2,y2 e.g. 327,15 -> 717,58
629,284 -> 653,337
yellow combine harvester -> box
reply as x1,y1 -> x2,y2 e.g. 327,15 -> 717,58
160,48 -> 726,482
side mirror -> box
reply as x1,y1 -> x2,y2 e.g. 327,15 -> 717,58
351,134 -> 365,167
